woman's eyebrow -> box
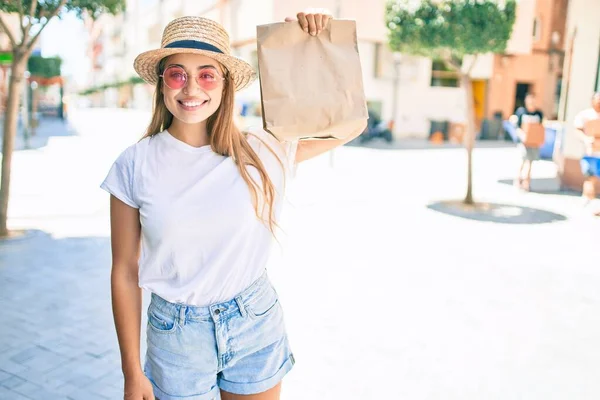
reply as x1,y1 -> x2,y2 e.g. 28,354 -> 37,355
165,63 -> 218,70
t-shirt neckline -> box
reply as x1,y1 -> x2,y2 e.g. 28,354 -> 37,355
163,129 -> 213,154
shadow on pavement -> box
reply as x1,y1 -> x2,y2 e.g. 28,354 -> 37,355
497,178 -> 581,197
0,229 -> 128,398
427,201 -> 568,224
1,116 -> 78,152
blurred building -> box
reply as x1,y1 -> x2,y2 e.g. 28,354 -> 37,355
87,0 -> 568,139
555,0 -> 600,191
487,0 -> 568,121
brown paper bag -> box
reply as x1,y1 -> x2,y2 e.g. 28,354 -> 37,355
522,122 -> 545,148
584,119 -> 600,137
256,20 -> 368,141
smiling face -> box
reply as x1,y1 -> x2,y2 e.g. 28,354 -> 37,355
161,53 -> 226,125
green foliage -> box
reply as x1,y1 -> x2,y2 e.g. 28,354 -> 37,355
79,76 -> 146,96
28,55 -> 62,78
385,0 -> 516,60
0,0 -> 125,23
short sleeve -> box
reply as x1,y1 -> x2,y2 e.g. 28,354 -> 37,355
574,110 -> 587,129
245,127 -> 299,177
100,145 -> 139,208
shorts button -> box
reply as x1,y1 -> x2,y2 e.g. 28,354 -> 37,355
214,309 -> 220,315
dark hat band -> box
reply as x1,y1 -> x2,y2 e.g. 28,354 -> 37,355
164,40 -> 224,54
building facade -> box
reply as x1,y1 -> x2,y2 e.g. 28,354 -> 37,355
555,0 -> 600,190
87,0 -> 567,140
486,0 -> 568,122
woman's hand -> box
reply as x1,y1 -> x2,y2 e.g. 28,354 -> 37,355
124,372 -> 155,400
285,9 -> 332,36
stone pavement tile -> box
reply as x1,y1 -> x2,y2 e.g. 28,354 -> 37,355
11,380 -> 43,398
0,369 -> 13,383
66,388 -> 110,400
54,382 -> 80,396
26,390 -> 70,400
0,341 -> 12,354
0,386 -> 32,400
11,380 -> 71,400
0,359 -> 29,375
9,345 -> 70,373
41,360 -> 89,384
16,367 -> 69,390
69,353 -> 119,380
65,373 -> 95,388
0,374 -> 26,389
101,370 -> 124,390
9,346 -> 45,364
22,352 -> 70,373
87,380 -> 123,399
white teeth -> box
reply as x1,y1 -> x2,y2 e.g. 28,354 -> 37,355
182,101 -> 204,107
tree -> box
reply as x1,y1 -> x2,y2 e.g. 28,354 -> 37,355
28,55 -> 62,78
385,0 -> 516,205
0,0 -> 124,237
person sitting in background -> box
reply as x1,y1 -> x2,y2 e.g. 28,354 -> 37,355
514,93 -> 544,191
573,92 -> 600,215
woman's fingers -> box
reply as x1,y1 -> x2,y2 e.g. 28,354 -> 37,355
314,14 -> 323,34
305,13 -> 317,35
296,12 -> 309,33
294,11 -> 332,35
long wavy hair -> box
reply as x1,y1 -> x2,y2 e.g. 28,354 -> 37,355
141,57 -> 283,235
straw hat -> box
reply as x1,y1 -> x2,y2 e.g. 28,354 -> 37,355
134,16 -> 256,91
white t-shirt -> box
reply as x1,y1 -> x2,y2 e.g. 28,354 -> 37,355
573,107 -> 600,130
574,108 -> 600,155
100,127 -> 298,306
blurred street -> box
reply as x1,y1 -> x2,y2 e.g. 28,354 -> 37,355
0,109 -> 599,399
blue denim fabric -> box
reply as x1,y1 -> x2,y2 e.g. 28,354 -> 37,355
144,272 -> 295,400
581,156 -> 600,178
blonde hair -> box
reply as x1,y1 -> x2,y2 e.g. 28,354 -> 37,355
141,58 -> 283,235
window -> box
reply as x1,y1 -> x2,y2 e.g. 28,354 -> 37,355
430,60 -> 459,87
533,17 -> 541,41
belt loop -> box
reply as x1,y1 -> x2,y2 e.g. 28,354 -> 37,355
235,296 -> 247,318
178,306 -> 187,326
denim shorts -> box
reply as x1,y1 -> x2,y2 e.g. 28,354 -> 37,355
581,156 -> 600,178
143,272 -> 295,400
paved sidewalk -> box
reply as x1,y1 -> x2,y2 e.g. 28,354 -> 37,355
1,108 -> 600,400
0,231 -> 124,400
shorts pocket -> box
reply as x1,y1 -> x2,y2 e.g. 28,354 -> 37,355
245,286 -> 280,319
147,306 -> 178,334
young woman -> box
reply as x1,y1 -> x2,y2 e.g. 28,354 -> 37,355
101,13 -> 365,400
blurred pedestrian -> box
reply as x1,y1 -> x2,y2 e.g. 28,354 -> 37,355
514,93 -> 544,191
573,92 -> 600,215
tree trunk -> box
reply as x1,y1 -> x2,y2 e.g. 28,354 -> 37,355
0,52 -> 27,237
460,73 -> 476,205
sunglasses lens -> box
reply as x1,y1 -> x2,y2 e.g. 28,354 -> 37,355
163,67 -> 187,89
197,69 -> 219,90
